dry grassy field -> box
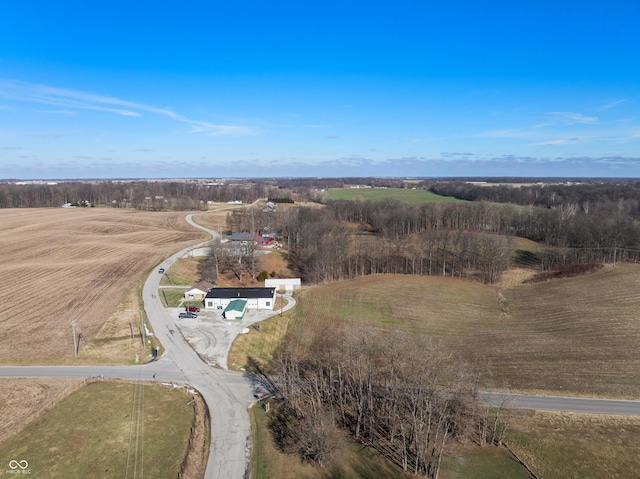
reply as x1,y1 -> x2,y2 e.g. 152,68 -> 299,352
0,378 -> 82,444
0,208 -> 203,365
507,411 -> 640,479
286,265 -> 640,397
0,380 -> 201,479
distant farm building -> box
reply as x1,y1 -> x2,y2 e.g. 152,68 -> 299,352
228,232 -> 255,242
184,281 -> 215,301
257,234 -> 274,245
264,278 -> 301,292
228,232 -> 275,245
204,287 -> 276,311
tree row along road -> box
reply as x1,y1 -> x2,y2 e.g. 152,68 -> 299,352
2,208 -> 640,479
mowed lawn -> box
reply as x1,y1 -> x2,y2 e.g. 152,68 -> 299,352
288,265 -> 640,397
323,187 -> 464,204
0,381 -> 196,479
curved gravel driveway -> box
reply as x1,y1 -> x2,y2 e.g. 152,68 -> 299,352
2,207 -> 640,479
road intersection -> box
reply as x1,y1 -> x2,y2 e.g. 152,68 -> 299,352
2,210 -> 640,478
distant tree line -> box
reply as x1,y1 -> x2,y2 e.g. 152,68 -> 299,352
6,178 -> 640,282
427,180 -> 640,214
0,180 -> 283,209
209,191 -> 640,285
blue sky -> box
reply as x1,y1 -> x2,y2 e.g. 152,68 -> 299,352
0,1 -> 638,179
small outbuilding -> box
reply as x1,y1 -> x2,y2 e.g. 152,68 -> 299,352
184,281 -> 215,301
223,299 -> 248,320
264,278 -> 301,292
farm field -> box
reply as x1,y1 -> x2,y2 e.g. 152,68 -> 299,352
0,380 -> 201,479
323,187 -> 464,204
0,377 -> 82,445
246,268 -> 640,477
507,411 -> 640,479
0,208 -> 203,365
285,265 -> 640,397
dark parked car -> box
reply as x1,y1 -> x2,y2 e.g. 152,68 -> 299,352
178,312 -> 197,319
186,306 -> 200,313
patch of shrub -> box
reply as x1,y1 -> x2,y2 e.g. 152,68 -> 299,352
514,249 -> 540,268
523,262 -> 605,284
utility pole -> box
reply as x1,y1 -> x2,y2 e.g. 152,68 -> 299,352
71,320 -> 78,358
128,304 -> 134,341
140,311 -> 145,348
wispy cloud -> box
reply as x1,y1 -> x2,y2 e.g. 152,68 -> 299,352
27,132 -> 64,138
596,99 -> 625,111
441,152 -> 476,158
0,78 -> 256,136
534,137 -> 580,145
546,111 -> 598,124
475,128 -> 530,138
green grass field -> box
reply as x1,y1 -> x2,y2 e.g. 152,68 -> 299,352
160,288 -> 188,307
507,411 -> 640,479
228,311 -> 291,372
0,381 -> 196,479
442,446 -> 531,479
246,265 -> 640,477
286,265 -> 640,397
323,187 -> 464,204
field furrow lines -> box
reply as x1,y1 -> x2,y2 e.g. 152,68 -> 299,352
0,208 -> 202,364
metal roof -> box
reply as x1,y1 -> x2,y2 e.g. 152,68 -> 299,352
205,287 -> 276,299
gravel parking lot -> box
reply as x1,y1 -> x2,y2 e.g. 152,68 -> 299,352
170,294 -> 294,369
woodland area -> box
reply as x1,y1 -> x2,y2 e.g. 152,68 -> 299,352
5,178 -> 640,285
215,202 -> 639,285
261,325 -> 507,478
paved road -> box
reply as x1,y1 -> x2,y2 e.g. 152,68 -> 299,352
3,205 -> 640,478
145,212 -> 256,479
480,391 -> 640,416
0,208 -> 258,479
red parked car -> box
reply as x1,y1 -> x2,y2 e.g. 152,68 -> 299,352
186,306 -> 200,313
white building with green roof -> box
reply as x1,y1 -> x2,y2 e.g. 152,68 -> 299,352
223,299 -> 248,320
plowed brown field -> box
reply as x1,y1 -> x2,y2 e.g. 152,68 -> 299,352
0,208 -> 203,364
